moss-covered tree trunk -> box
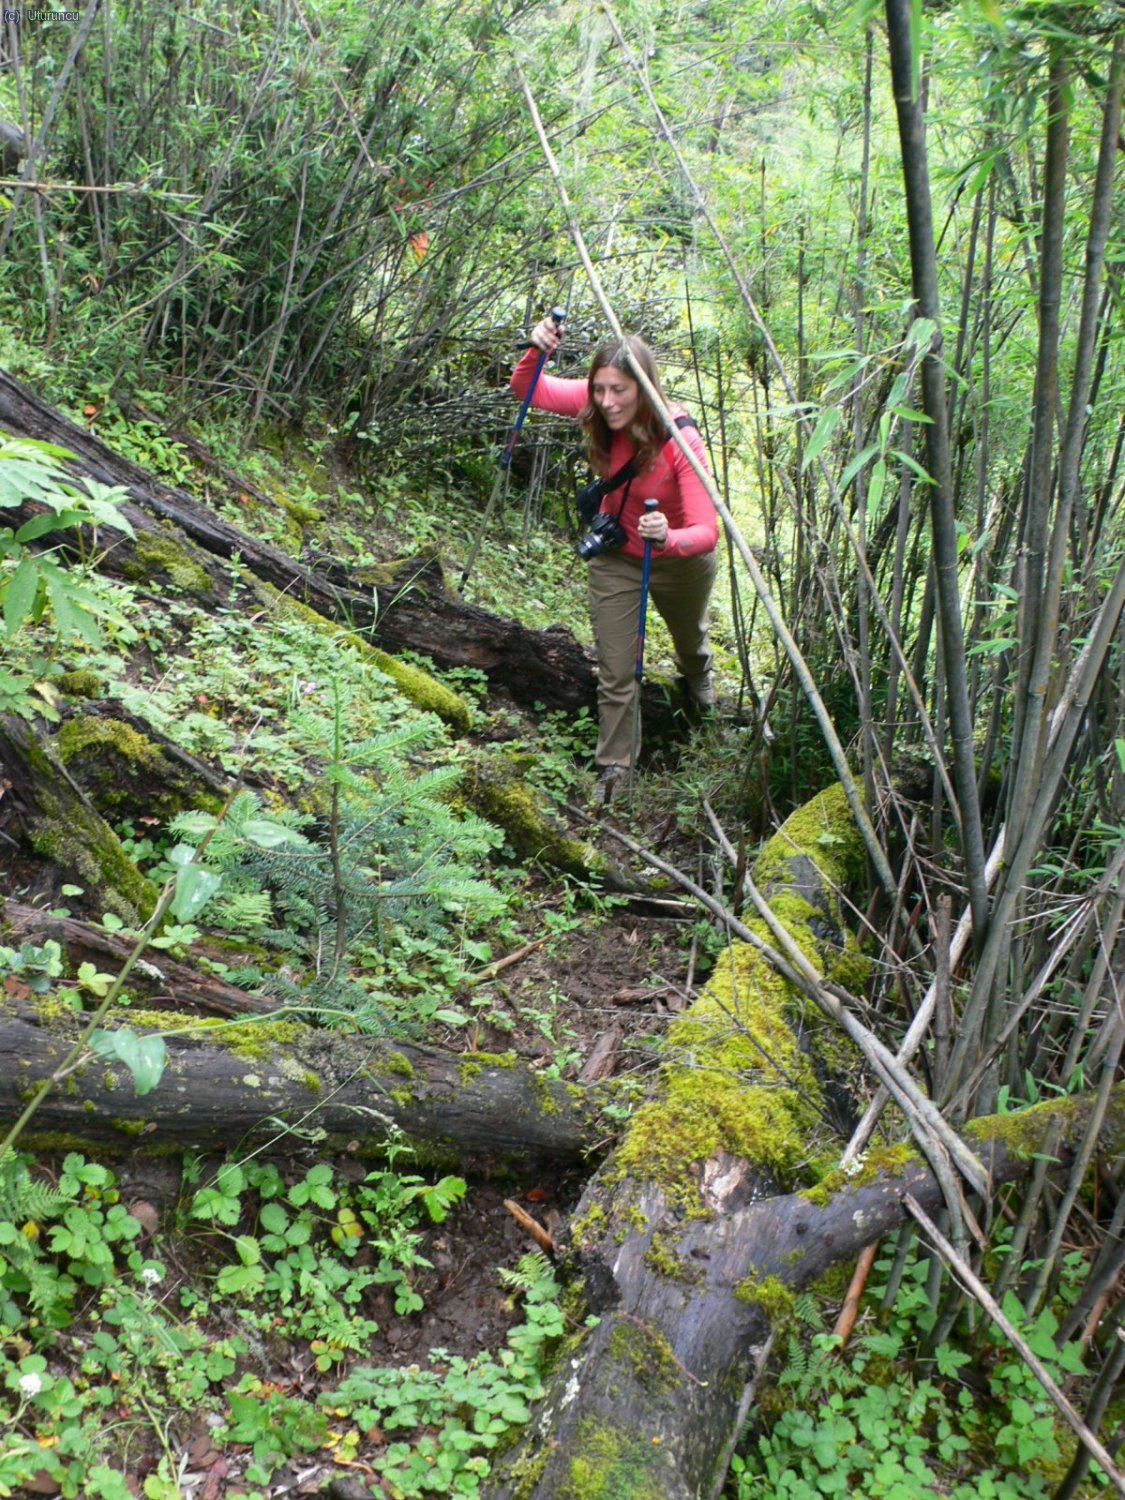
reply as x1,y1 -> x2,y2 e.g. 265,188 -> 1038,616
0,1003 -> 603,1167
488,1085 -> 1125,1500
484,788 -> 1125,1500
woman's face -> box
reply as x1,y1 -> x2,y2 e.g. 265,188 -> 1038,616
591,366 -> 640,430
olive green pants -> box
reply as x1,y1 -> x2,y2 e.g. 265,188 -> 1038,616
586,548 -> 717,768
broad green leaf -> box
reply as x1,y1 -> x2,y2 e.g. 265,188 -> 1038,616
3,556 -> 39,637
89,1027 -> 166,1096
170,863 -> 222,921
801,407 -> 840,472
131,1035 -> 167,1096
234,1235 -> 262,1267
239,818 -> 307,849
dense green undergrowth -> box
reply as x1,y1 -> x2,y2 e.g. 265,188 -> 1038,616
731,1240 -> 1109,1500
0,1144 -> 564,1499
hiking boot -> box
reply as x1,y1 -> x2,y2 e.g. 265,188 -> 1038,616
595,764 -> 625,807
676,674 -> 715,720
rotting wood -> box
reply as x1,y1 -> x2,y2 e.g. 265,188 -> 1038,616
487,1086 -> 1125,1500
0,1007 -> 603,1167
2,901 -> 280,1018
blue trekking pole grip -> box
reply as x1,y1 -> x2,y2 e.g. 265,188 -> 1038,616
502,307 -> 566,470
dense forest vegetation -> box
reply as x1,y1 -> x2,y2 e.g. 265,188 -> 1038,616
0,0 -> 1123,1496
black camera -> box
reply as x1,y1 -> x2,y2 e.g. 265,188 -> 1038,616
577,510 -> 628,560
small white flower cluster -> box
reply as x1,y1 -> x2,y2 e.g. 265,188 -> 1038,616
842,1153 -> 867,1178
19,1372 -> 43,1398
141,1266 -> 164,1288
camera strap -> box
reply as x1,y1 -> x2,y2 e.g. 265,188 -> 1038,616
589,415 -> 698,514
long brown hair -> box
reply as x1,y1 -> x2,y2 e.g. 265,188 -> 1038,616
581,335 -> 672,477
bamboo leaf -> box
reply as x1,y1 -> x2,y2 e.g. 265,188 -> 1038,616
868,458 -> 887,512
840,444 -> 882,489
801,408 -> 840,472
888,448 -> 935,483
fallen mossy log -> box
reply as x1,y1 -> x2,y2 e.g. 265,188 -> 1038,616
489,1087 -> 1125,1500
0,1005 -> 604,1167
0,714 -> 158,922
0,367 -> 679,722
485,781 -> 1124,1500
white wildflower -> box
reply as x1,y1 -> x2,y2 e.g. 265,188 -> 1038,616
842,1153 -> 866,1178
18,1372 -> 43,1398
141,1266 -> 163,1287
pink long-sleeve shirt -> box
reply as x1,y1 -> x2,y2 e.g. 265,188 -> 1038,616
511,348 -> 719,562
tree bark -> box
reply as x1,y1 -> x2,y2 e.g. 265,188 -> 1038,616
0,714 -> 158,921
2,900 -> 280,1018
487,1087 -> 1125,1500
0,1003 -> 601,1167
479,777 -> 1123,1499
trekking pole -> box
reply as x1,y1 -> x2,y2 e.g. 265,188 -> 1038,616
628,499 -> 659,806
459,306 -> 566,593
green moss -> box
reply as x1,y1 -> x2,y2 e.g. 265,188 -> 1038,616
467,761 -> 607,880
607,1320 -> 680,1395
618,938 -> 823,1206
734,1273 -> 796,1321
612,784 -> 867,1212
56,669 -> 103,699
826,935 -> 873,995
753,782 -> 865,891
383,1051 -> 415,1079
644,1229 -> 699,1284
964,1092 -> 1085,1159
30,787 -> 157,924
107,1012 -> 306,1063
57,714 -> 219,824
561,1415 -> 669,1500
109,1117 -> 147,1136
58,717 -> 160,773
570,1203 -> 608,1245
367,646 -> 471,735
800,1141 -> 916,1207
530,1070 -> 563,1115
507,1444 -> 551,1500
125,529 -> 215,597
810,1263 -> 853,1300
